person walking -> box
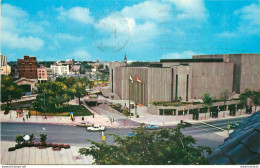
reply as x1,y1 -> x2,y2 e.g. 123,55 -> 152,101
23,117 -> 25,122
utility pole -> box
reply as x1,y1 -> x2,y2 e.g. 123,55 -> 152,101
43,91 -> 47,119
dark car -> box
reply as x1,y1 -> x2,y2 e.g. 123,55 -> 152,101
230,122 -> 240,129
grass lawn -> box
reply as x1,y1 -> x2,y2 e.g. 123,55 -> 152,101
1,100 -> 34,110
30,105 -> 92,116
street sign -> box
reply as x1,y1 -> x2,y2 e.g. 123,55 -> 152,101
128,133 -> 135,136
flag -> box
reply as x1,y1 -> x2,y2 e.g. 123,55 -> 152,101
136,76 -> 143,83
129,75 -> 133,83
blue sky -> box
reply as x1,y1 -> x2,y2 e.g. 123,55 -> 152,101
1,0 -> 259,62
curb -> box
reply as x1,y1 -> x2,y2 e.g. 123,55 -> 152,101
1,121 -> 75,126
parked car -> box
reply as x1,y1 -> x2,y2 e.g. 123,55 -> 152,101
145,124 -> 159,130
76,122 -> 93,127
230,122 -> 240,129
87,125 -> 106,131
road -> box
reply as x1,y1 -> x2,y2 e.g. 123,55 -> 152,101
1,116 -> 248,150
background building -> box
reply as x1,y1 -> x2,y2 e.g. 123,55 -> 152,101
17,55 -> 38,79
37,65 -> 47,82
0,54 -> 11,75
110,54 -> 260,106
50,64 -> 70,76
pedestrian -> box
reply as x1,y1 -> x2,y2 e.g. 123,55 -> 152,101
123,120 -> 126,125
26,114 -> 28,119
93,113 -> 95,118
23,117 -> 25,122
73,117 -> 75,122
82,116 -> 84,121
28,112 -> 31,118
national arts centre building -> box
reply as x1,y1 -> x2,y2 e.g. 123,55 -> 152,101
109,54 -> 260,106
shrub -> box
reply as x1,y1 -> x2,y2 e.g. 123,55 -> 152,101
28,142 -> 34,147
38,146 -> 46,149
8,147 -> 16,151
46,143 -> 52,147
52,144 -> 58,147
40,142 -> 46,146
64,144 -> 70,149
34,142 -> 40,147
15,144 -> 22,149
22,142 -> 29,147
58,144 -> 64,148
15,134 -> 25,144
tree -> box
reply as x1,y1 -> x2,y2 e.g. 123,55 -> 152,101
40,134 -> 47,143
1,76 -> 23,113
72,81 -> 87,105
220,90 -> 230,110
202,93 -> 213,119
101,73 -> 107,84
29,134 -> 35,143
79,124 -> 211,165
88,81 -> 94,90
15,134 -> 25,144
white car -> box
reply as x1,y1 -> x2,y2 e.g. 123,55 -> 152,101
87,125 -> 106,131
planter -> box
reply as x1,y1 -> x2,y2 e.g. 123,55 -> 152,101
40,143 -> 46,146
28,142 -> 34,147
38,146 -> 46,149
58,144 -> 64,148
22,142 -> 29,147
52,147 -> 61,151
34,142 -> 40,147
64,144 -> 70,149
8,147 -> 16,151
46,143 -> 52,147
52,144 -> 58,148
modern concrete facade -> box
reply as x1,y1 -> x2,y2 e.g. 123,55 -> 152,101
110,54 -> 259,106
193,54 -> 260,93
0,54 -> 7,66
1,65 -> 11,75
114,67 -> 172,106
17,56 -> 38,79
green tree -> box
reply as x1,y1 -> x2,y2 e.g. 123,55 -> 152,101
15,134 -> 25,144
72,81 -> 87,105
1,76 -> 23,113
29,134 -> 35,143
220,90 -> 230,110
40,134 -> 47,143
79,125 -> 211,165
101,73 -> 107,84
202,93 -> 213,119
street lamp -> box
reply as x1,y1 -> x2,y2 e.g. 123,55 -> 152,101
43,91 -> 47,119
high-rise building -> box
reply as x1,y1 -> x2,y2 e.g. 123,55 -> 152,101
17,55 -> 38,79
0,54 -> 7,66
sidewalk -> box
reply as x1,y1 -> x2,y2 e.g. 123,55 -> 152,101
1,141 -> 93,165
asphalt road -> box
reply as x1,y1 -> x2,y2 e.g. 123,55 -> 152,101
1,116 -> 248,150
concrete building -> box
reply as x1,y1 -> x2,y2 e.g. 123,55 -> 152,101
50,65 -> 70,76
110,54 -> 260,106
1,54 -> 7,66
37,65 -> 47,82
46,68 -> 54,81
17,56 -> 38,79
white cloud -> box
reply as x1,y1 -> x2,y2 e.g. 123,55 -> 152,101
234,3 -> 260,35
2,31 -> 44,51
1,4 -> 28,18
55,33 -> 84,41
216,32 -> 238,38
161,50 -> 199,59
57,6 -> 94,24
121,1 -> 172,22
71,49 -> 91,60
165,0 -> 208,20
1,4 -> 45,51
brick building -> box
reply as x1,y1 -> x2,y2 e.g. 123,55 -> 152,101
17,56 -> 38,79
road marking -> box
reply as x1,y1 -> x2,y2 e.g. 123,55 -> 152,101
200,121 -> 226,131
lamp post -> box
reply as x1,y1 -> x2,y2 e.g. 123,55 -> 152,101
43,91 -> 47,119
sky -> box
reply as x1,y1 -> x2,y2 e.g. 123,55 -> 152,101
1,0 -> 260,62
